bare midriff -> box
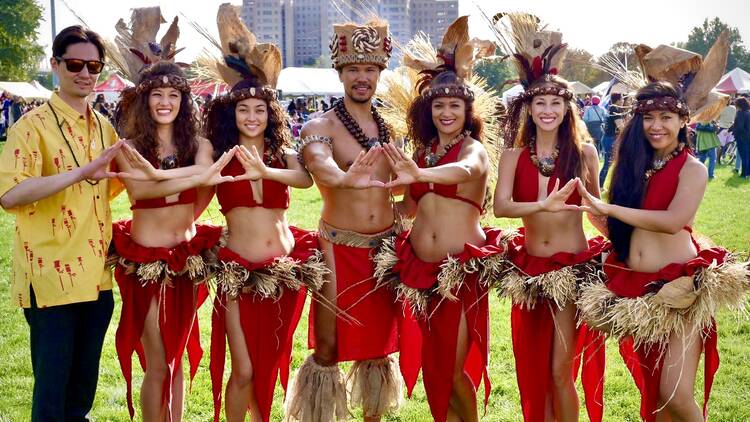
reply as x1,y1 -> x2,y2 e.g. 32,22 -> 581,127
131,203 -> 197,248
626,227 -> 697,273
224,207 -> 294,262
410,193 -> 485,263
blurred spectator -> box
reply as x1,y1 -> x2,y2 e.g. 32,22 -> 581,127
582,95 -> 606,150
695,120 -> 720,179
599,93 -> 624,187
716,99 -> 736,164
733,97 -> 750,178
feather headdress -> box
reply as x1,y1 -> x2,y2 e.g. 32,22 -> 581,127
599,31 -> 730,123
113,7 -> 186,84
379,16 -> 503,206
193,3 -> 281,103
403,15 -> 495,100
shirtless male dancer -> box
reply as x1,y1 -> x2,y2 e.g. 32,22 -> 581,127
284,19 -> 402,422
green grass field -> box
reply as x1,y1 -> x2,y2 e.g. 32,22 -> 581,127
0,155 -> 748,421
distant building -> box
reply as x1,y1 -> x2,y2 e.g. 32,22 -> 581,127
240,0 -> 458,68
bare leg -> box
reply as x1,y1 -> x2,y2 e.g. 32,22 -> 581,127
224,300 -> 262,422
656,322 -> 703,422
446,309 -> 478,422
140,298 -> 172,422
550,303 -> 579,422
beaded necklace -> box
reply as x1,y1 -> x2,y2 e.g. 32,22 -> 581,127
333,99 -> 390,150
529,138 -> 559,177
422,130 -> 470,167
645,142 -> 685,180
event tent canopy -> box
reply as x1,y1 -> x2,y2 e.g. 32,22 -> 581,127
94,74 -> 133,93
569,81 -> 593,95
501,84 -> 525,105
0,81 -> 52,99
715,67 -> 750,94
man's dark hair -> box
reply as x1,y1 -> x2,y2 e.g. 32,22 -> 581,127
52,25 -> 106,60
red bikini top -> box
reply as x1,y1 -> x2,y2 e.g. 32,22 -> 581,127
512,147 -> 582,206
216,155 -> 290,214
126,156 -> 197,210
642,148 -> 690,211
408,138 -> 483,212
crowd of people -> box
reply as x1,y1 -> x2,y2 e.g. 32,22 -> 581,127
1,7 -> 750,422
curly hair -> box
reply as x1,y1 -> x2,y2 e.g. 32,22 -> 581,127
607,81 -> 691,260
508,75 -> 588,185
406,71 -> 483,148
203,78 -> 293,164
116,62 -> 199,167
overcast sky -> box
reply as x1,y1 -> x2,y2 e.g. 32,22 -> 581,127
37,0 -> 750,64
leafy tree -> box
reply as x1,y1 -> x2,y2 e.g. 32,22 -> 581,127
0,0 -> 45,81
560,48 -> 607,87
474,58 -> 515,93
677,17 -> 750,71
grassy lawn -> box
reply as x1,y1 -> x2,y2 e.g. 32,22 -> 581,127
0,150 -> 748,421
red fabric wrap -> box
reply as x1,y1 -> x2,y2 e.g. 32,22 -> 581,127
308,236 -> 399,362
209,227 -> 315,422
642,148 -> 690,211
216,155 -> 290,214
512,147 -> 582,205
508,232 -> 607,422
604,249 -> 725,421
409,138 -> 483,212
392,227 -> 505,422
112,220 -> 222,420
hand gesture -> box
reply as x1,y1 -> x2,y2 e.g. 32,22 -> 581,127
234,145 -> 267,181
576,179 -> 609,216
79,140 -> 124,181
540,178 -> 582,212
117,142 -> 166,181
382,143 -> 420,188
196,148 -> 237,186
341,147 -> 385,188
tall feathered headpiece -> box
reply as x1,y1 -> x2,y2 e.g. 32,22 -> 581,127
379,16 -> 503,201
631,31 -> 730,123
402,15 -> 494,101
194,3 -> 281,103
111,7 -> 189,93
482,12 -> 575,146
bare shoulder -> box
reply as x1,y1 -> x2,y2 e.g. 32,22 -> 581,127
581,142 -> 598,159
300,111 -> 338,139
463,137 -> 489,157
682,154 -> 709,181
500,147 -> 523,160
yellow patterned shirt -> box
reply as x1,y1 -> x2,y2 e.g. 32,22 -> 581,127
0,92 -> 121,308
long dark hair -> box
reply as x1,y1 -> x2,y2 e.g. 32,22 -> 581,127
512,75 -> 587,184
607,81 -> 691,259
203,78 -> 292,163
406,71 -> 483,147
116,62 -> 199,167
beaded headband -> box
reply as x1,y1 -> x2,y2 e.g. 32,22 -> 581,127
422,84 -> 475,101
518,84 -> 574,102
135,74 -> 191,94
632,96 -> 689,118
217,86 -> 277,104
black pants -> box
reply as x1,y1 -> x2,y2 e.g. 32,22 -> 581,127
737,139 -> 750,177
23,289 -> 114,422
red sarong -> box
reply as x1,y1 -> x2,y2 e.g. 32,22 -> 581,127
209,227 -> 316,422
391,227 -> 505,422
112,220 -> 222,420
508,233 -> 608,422
308,232 -> 399,362
604,248 -> 726,421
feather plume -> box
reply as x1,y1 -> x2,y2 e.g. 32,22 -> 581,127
191,3 -> 281,89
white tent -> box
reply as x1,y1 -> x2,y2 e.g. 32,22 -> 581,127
501,84 -> 524,105
30,81 -> 53,98
715,67 -> 750,94
277,67 -> 344,96
277,67 -> 397,97
592,81 -> 610,95
569,81 -> 593,95
0,81 -> 52,99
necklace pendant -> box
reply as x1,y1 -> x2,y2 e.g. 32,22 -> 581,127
367,137 -> 380,149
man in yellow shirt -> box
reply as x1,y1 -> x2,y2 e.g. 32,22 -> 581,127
0,26 -> 123,421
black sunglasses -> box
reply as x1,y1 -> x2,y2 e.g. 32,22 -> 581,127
55,57 -> 105,74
